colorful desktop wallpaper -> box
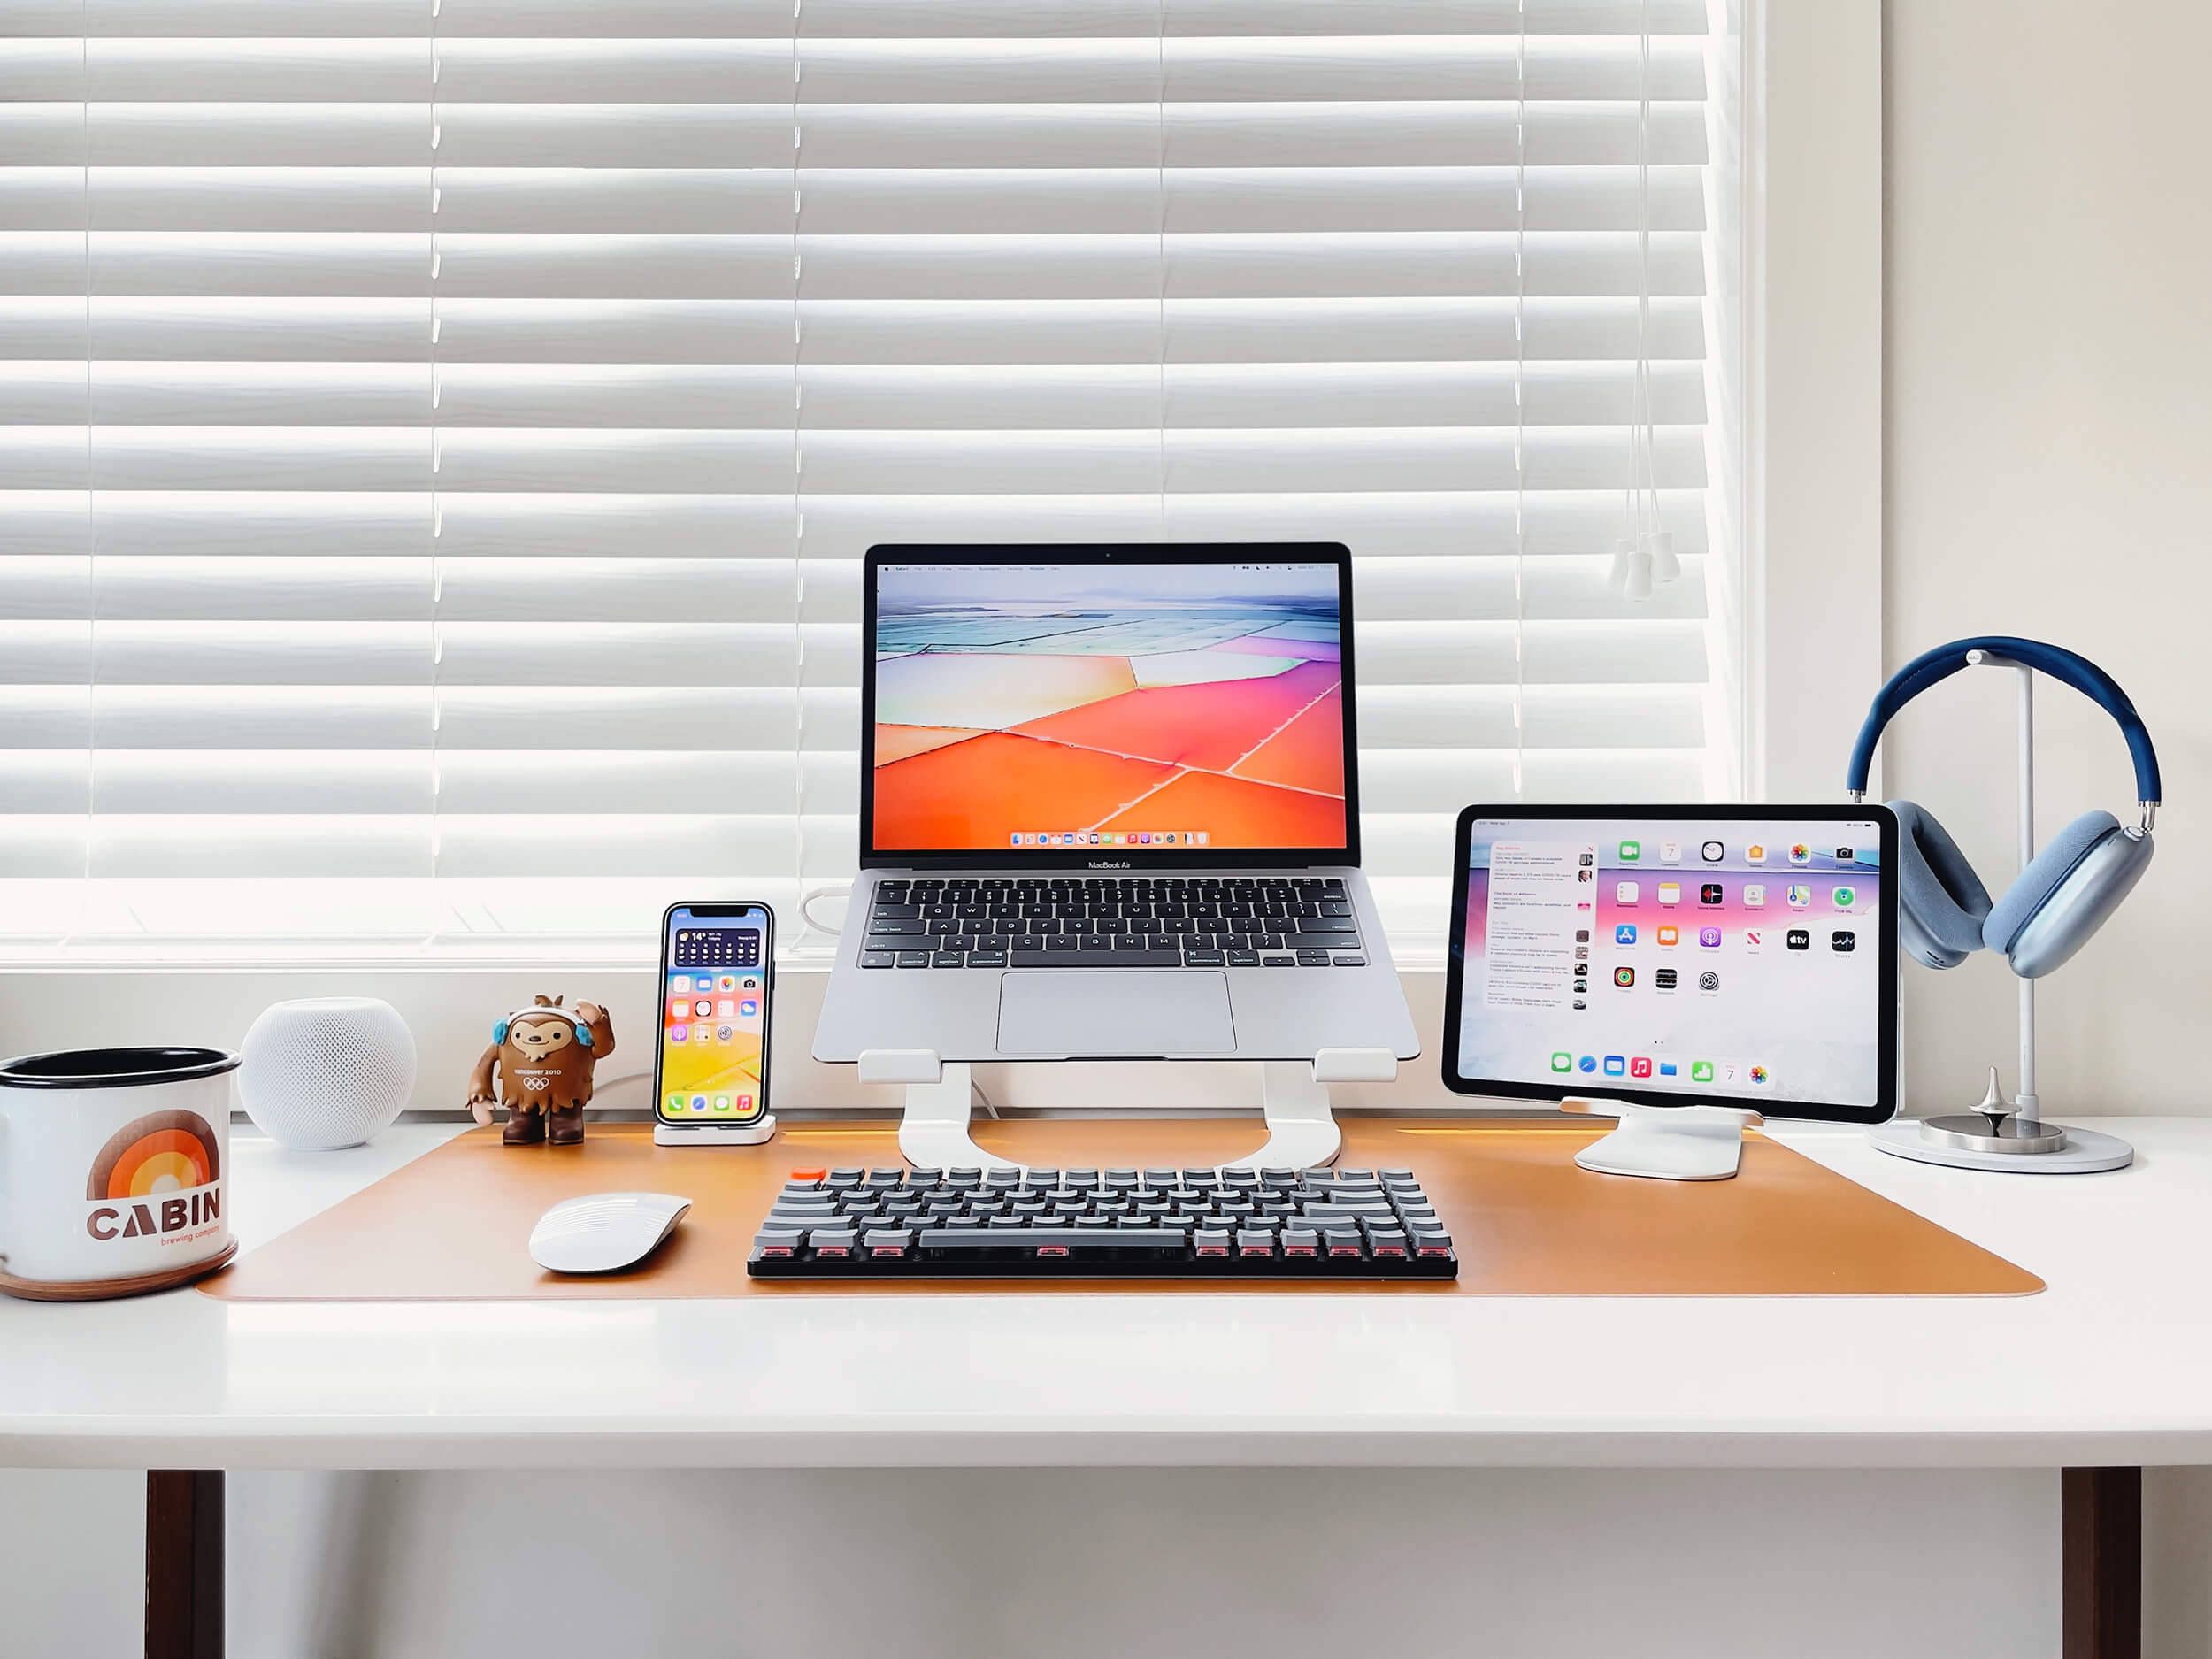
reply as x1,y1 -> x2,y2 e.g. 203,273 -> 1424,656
870,562 -> 1348,851
1455,819 -> 1886,1107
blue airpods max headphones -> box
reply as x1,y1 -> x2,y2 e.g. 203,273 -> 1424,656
1847,636 -> 2161,979
494,1007 -> 594,1048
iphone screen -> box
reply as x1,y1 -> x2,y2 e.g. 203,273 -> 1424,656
656,904 -> 772,1125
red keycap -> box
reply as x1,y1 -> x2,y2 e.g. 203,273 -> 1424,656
791,1167 -> 827,1180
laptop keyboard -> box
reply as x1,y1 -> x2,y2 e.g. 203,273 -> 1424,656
748,1164 -> 1457,1279
857,875 -> 1363,970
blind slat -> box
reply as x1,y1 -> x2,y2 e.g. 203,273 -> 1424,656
0,165 -> 1709,234
11,1 -> 1710,41
1,103 -> 1712,168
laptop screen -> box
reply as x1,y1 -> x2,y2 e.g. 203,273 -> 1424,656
863,547 -> 1356,863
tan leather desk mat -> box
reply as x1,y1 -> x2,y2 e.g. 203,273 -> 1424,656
204,1118 -> 2039,1301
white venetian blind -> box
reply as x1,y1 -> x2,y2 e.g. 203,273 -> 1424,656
0,0 -> 1739,964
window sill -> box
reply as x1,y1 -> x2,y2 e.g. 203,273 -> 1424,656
0,879 -> 1455,977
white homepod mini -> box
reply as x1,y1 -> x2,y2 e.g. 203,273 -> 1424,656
238,997 -> 418,1150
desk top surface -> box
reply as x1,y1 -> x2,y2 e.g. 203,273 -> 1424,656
6,1115 -> 2212,1471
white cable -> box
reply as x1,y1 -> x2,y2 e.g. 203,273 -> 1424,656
78,3 -> 93,906
1512,0 -> 1526,795
1615,0 -> 1655,595
800,881 -> 851,936
1156,0 -> 1167,540
425,0 -> 445,933
971,1078 -> 999,1120
791,0 -> 808,938
1636,0 -> 1653,541
1632,0 -> 1678,588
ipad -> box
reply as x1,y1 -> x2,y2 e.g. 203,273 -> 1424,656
1442,805 -> 1900,1124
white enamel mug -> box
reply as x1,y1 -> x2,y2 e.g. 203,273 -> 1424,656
0,1047 -> 237,1296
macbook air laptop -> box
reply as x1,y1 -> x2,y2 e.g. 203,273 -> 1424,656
811,543 -> 1421,1064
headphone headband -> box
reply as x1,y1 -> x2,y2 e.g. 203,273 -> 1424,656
1846,636 -> 2162,804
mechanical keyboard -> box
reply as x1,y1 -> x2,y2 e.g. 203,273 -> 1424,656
857,874 -> 1365,971
747,1164 -> 1457,1279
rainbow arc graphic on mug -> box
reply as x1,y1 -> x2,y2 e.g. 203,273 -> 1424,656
86,1109 -> 220,1201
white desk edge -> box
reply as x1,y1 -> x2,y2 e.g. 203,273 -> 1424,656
6,1115 -> 2211,1471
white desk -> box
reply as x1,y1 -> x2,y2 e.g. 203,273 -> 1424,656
8,1116 -> 2205,1656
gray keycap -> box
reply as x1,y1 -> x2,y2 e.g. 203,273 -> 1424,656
767,1206 -> 836,1226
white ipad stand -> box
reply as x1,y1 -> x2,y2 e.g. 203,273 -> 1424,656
1563,1097 -> 1762,1182
855,1048 -> 1400,1171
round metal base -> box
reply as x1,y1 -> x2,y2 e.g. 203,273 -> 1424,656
1868,1118 -> 2134,1173
1916,1114 -> 2070,1155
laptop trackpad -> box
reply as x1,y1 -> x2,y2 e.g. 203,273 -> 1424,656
998,972 -> 1235,1056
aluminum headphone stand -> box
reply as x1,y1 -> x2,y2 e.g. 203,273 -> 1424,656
1867,650 -> 2133,1173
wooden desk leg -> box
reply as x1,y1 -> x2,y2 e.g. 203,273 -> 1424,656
145,1471 -> 223,1659
2062,1466 -> 2140,1659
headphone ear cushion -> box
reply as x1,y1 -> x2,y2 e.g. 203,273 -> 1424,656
575,1025 -> 593,1048
1891,800 -> 1993,965
1983,810 -> 2121,957
493,1018 -> 510,1045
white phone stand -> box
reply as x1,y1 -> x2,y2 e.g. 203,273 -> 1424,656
653,1114 -> 777,1148
1563,1097 -> 1762,1182
856,1048 -> 1399,1172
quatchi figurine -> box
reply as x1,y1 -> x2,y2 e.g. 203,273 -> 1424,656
466,995 -> 614,1147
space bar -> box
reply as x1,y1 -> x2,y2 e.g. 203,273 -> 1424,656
918,1228 -> 1188,1251
1010,951 -> 1181,968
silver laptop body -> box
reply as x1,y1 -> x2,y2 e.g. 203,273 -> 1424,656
812,544 -> 1420,1065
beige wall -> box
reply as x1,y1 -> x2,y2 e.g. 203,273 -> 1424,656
1883,0 -> 2212,1117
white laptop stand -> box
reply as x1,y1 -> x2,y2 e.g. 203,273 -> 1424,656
856,1048 -> 1400,1171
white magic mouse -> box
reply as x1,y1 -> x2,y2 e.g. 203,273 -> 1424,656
528,1192 -> 693,1274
